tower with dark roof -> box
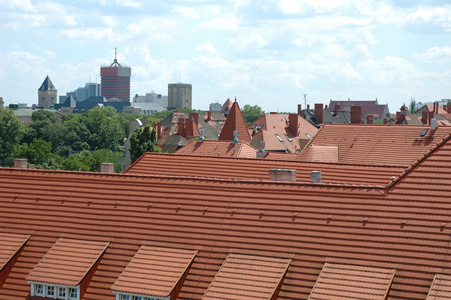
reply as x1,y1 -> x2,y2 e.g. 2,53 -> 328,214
38,76 -> 57,109
100,48 -> 131,102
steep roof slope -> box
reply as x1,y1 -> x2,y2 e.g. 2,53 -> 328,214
1,136 -> 451,299
38,75 -> 56,91
218,100 -> 250,142
300,124 -> 451,166
125,152 -> 404,186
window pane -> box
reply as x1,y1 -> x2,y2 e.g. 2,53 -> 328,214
47,286 -> 55,296
36,284 -> 44,295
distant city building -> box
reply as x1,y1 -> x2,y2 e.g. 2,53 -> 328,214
100,49 -> 131,102
129,102 -> 166,115
0,97 -> 3,108
133,91 -> 168,107
168,83 -> 192,110
38,76 -> 57,109
60,83 -> 100,103
209,102 -> 221,112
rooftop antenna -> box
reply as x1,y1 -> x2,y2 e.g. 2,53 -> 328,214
110,47 -> 121,67
303,93 -> 307,108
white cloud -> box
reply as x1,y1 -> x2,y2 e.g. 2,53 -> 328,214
195,43 -> 217,54
413,46 -> 451,62
59,27 -> 116,42
116,0 -> 141,8
230,33 -> 268,50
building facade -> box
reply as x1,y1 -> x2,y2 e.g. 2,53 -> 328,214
38,76 -> 57,109
168,83 -> 192,109
100,50 -> 131,102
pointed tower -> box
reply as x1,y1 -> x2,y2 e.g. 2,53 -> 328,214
38,76 -> 57,109
218,99 -> 251,142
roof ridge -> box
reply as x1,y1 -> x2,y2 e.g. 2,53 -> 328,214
387,133 -> 451,189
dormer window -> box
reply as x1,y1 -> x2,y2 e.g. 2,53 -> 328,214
47,285 -> 55,296
35,284 -> 44,296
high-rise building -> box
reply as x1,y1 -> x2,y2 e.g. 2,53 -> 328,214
38,76 -> 57,109
168,83 -> 192,110
61,83 -> 100,103
100,49 -> 131,102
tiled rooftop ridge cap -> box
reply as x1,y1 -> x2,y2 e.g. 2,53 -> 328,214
387,133 -> 451,189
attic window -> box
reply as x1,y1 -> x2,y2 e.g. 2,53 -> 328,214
420,129 -> 429,137
275,133 -> 283,142
250,124 -> 257,129
284,133 -> 293,142
256,124 -> 263,131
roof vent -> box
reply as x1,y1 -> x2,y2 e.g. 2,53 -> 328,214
14,159 -> 28,169
199,129 -> 205,141
431,118 -> 438,131
311,171 -> 321,183
259,141 -> 265,152
100,163 -> 114,173
233,130 -> 239,142
269,169 -> 297,182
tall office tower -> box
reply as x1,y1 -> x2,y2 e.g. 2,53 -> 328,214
100,48 -> 131,102
168,83 -> 192,109
38,76 -> 57,109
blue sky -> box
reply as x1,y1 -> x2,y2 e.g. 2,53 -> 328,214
1,0 -> 451,113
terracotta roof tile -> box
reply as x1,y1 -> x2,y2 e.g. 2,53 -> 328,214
174,140 -> 257,158
112,245 -> 197,297
297,145 -> 339,162
203,253 -> 291,300
126,152 -> 404,186
2,136 -> 451,299
218,100 -> 250,142
300,124 -> 451,166
309,263 -> 395,300
0,233 -> 29,271
26,238 -> 109,286
427,274 -> 451,300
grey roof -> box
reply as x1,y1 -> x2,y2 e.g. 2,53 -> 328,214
38,76 -> 56,91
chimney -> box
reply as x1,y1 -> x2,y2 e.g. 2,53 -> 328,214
207,110 -> 212,121
334,104 -> 339,116
199,129 -> 205,141
288,114 -> 299,136
447,105 -> 451,114
311,171 -> 321,183
431,118 -> 438,131
350,106 -> 362,124
269,169 -> 297,182
257,141 -> 266,158
428,111 -> 434,125
383,118 -> 387,124
297,104 -> 302,115
443,105 -> 447,113
422,111 -> 428,124
14,159 -> 27,169
101,163 -> 115,173
314,103 -> 323,124
325,104 -> 328,110
177,118 -> 185,136
189,113 -> 199,125
157,122 -> 161,140
366,114 -> 374,124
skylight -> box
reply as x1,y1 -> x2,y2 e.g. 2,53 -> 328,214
284,134 -> 293,142
420,129 -> 429,137
256,124 -> 263,131
275,134 -> 283,142
250,124 -> 257,129
306,133 -> 312,139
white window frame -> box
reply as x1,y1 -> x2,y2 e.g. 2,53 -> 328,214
29,281 -> 80,300
113,292 -> 170,300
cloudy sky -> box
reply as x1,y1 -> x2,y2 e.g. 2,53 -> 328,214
1,0 -> 451,113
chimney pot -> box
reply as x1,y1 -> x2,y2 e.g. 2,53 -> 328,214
101,163 -> 115,173
311,170 -> 321,183
14,159 -> 28,169
269,169 -> 297,182
350,106 -> 362,124
431,118 -> 438,131
297,104 -> 302,115
314,103 -> 324,124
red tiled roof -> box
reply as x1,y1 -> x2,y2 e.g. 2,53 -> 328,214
248,113 -> 318,153
300,124 -> 451,166
125,152 -> 404,186
2,135 -> 451,299
0,233 -> 29,271
203,253 -> 291,300
26,238 -> 109,286
308,263 -> 395,300
426,274 -> 451,300
218,100 -> 251,142
174,140 -> 257,158
222,98 -> 233,111
297,145 -> 338,162
112,246 -> 197,297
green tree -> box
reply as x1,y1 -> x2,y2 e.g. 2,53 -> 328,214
14,138 -> 53,166
410,97 -> 416,113
129,124 -> 160,163
0,108 -> 24,166
242,104 -> 265,125
31,110 -> 57,123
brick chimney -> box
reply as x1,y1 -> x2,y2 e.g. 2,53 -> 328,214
428,111 -> 435,125
297,104 -> 302,115
422,111 -> 428,124
101,163 -> 114,173
177,118 -> 185,136
207,110 -> 212,121
314,103 -> 323,124
366,114 -> 374,124
288,114 -> 300,136
14,159 -> 27,169
350,106 -> 362,124
269,169 -> 297,182
334,104 -> 339,116
189,113 -> 199,125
